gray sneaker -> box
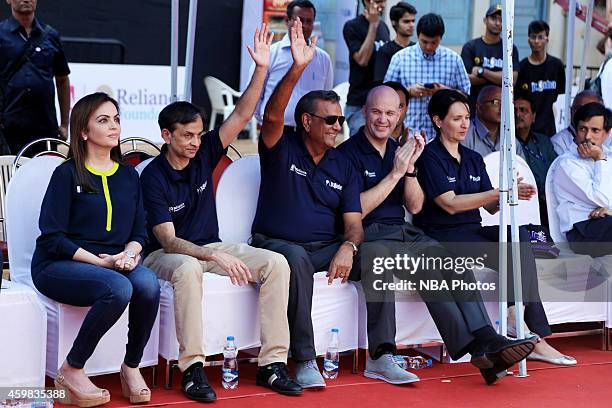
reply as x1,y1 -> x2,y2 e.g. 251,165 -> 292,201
364,354 -> 420,385
295,359 -> 326,388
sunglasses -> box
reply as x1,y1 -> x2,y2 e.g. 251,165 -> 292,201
309,113 -> 346,126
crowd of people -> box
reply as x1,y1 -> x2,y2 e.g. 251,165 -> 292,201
2,0 -> 612,407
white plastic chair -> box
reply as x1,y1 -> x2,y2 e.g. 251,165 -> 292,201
204,76 -> 258,143
5,156 -> 160,378
215,156 -> 359,360
480,152 -> 541,226
0,155 -> 29,242
332,81 -> 350,141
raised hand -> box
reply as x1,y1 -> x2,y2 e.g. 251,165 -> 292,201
290,17 -> 318,68
247,23 -> 274,68
364,0 -> 382,25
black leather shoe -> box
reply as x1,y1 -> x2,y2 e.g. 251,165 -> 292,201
182,363 -> 217,402
471,335 -> 537,370
480,361 -> 511,385
256,363 -> 303,396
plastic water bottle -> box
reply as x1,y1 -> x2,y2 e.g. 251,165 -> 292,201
221,336 -> 238,389
393,355 -> 432,370
322,328 -> 340,379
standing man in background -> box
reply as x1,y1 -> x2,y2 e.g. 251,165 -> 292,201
0,0 -> 70,155
343,0 -> 390,136
373,2 -> 416,82
461,4 -> 518,108
252,1 -> 333,132
516,20 -> 565,137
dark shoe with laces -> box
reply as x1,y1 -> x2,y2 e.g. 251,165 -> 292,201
256,362 -> 303,396
182,363 -> 217,402
471,334 -> 537,370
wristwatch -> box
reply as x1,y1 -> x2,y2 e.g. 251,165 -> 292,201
405,167 -> 418,177
477,67 -> 485,78
343,241 -> 358,256
125,250 -> 136,259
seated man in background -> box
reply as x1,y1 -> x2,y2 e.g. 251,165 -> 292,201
338,85 -> 538,385
550,90 -> 607,155
462,85 -> 525,159
141,26 -> 302,402
554,102 -> 612,257
514,91 -> 557,226
382,80 -> 410,142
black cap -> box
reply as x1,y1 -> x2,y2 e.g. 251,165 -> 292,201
486,4 -> 502,17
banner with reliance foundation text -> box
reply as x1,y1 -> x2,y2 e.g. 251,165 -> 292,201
63,63 -> 186,144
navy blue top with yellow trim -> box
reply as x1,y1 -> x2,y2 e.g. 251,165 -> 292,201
337,127 -> 405,227
252,131 -> 362,243
31,159 -> 147,275
413,136 -> 493,231
141,129 -> 227,254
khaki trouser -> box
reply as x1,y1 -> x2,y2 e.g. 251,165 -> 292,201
144,242 -> 290,371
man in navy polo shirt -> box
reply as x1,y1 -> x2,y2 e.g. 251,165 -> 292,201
249,20 -> 413,389
141,25 -> 302,402
338,85 -> 539,385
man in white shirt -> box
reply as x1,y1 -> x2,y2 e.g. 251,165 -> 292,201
550,90 -> 606,155
251,1 -> 333,131
553,103 -> 612,257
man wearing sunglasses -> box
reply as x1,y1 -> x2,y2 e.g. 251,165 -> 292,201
250,19 -> 367,389
337,85 -> 539,385
462,85 -> 525,159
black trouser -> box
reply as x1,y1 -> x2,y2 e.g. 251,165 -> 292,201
567,217 -> 612,257
4,128 -> 59,156
425,224 -> 552,338
355,222 -> 493,360
250,233 -> 341,361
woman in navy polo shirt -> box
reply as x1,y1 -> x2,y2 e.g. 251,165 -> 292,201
31,93 -> 160,406
414,90 -> 575,366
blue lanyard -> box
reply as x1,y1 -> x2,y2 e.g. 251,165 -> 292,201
518,135 -> 546,163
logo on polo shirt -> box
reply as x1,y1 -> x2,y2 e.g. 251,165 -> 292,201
482,57 -> 503,69
196,180 -> 208,194
290,164 -> 307,177
364,170 -> 376,178
447,176 -> 456,183
325,179 -> 343,191
169,203 -> 186,213
530,80 -> 557,93
469,175 -> 481,182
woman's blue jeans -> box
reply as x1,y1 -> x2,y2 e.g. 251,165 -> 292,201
32,261 -> 160,369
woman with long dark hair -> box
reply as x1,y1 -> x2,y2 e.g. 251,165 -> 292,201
413,89 -> 575,366
31,92 -> 160,406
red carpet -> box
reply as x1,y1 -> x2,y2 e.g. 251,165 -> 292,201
52,336 -> 612,408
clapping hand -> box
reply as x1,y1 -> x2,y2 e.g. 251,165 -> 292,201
247,23 -> 274,68
290,17 -> 318,68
